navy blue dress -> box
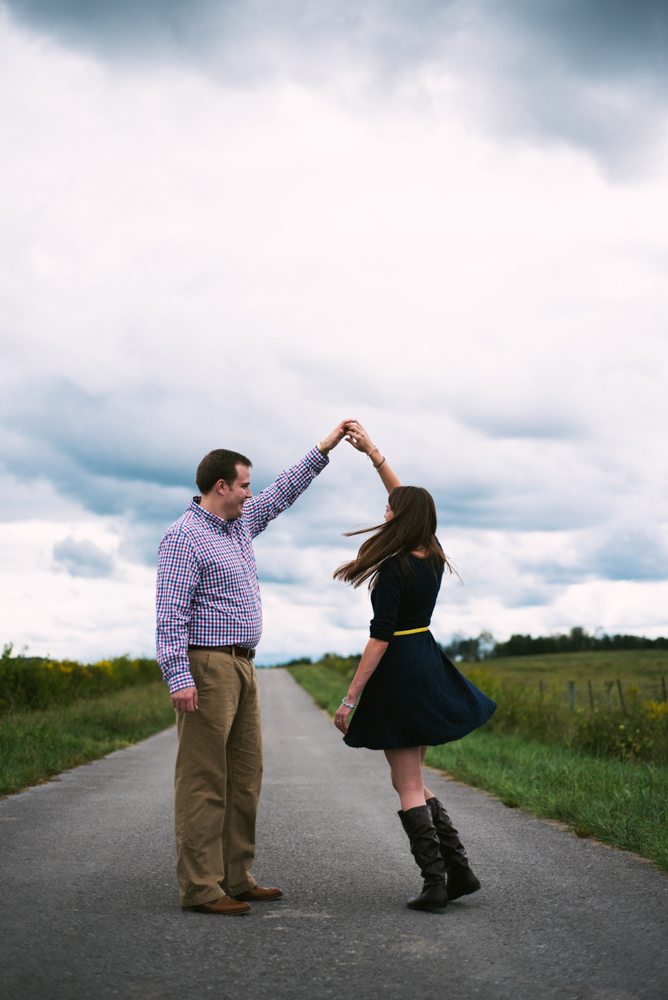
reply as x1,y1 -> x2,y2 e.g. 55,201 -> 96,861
343,553 -> 496,750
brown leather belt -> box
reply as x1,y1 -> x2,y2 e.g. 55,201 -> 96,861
188,644 -> 255,660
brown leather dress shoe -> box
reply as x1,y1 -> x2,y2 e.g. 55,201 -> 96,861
183,895 -> 251,915
234,886 -> 283,902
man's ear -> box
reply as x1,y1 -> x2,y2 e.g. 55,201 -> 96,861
216,479 -> 228,495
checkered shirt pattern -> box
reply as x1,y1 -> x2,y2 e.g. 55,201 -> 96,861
156,447 -> 329,693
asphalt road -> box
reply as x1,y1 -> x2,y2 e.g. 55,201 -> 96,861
1,668 -> 667,1000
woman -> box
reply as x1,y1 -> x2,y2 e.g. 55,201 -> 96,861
334,421 -> 496,914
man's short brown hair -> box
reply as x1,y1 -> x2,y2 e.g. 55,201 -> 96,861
196,449 -> 253,495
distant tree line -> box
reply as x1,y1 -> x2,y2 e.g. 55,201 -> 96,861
440,632 -> 496,662
440,627 -> 668,661
495,627 -> 668,656
275,627 -> 668,668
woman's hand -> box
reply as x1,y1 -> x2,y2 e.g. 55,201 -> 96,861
333,641 -> 387,734
334,702 -> 354,734
345,420 -> 402,493
345,420 -> 375,455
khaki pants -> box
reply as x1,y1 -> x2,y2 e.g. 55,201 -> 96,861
174,648 -> 263,908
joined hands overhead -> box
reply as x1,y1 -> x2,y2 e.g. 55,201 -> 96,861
343,420 -> 375,455
319,419 -> 354,453
320,419 -> 376,455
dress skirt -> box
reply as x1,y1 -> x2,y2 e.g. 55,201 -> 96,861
343,631 -> 496,750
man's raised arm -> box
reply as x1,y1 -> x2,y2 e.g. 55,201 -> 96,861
243,419 -> 353,538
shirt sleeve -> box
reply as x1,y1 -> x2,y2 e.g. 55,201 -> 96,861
155,530 -> 200,693
369,561 -> 403,641
242,447 -> 329,539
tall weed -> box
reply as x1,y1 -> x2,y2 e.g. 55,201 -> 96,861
0,645 -> 162,713
466,668 -> 668,763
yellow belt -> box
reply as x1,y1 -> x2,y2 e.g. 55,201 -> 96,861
393,627 -> 429,635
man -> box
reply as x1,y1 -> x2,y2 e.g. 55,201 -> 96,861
156,422 -> 351,915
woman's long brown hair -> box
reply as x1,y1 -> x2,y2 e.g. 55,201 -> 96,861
333,486 -> 457,589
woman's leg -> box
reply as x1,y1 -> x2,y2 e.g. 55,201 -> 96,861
388,746 -> 448,911
419,746 -> 435,801
385,744 -> 437,804
417,745 -> 481,898
384,747 -> 427,811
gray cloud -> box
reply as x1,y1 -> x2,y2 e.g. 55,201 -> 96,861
5,1 -> 451,54
1,377 -> 199,521
0,367 -> 631,569
5,0 -> 668,166
53,535 -> 115,577
588,526 -> 668,582
502,523 -> 668,588
502,1 -> 668,76
9,0 -> 667,72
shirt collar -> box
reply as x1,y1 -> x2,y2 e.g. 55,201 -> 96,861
189,497 -> 233,533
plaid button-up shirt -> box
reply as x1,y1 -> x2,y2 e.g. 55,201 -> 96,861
156,447 -> 329,693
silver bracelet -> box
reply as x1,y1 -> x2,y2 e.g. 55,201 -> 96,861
341,697 -> 357,709
367,445 -> 379,461
375,456 -> 387,472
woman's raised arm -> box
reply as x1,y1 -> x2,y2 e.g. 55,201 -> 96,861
344,420 -> 402,494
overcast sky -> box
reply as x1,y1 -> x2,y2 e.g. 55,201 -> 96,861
1,0 -> 668,663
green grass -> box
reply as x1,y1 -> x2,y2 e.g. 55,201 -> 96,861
287,662 -> 353,716
424,731 -> 668,873
287,659 -> 668,872
486,649 -> 668,702
0,681 -> 175,797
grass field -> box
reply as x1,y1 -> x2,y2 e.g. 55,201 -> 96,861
0,682 -> 175,797
424,732 -> 668,872
287,649 -> 668,735
287,657 -> 668,871
484,649 -> 668,703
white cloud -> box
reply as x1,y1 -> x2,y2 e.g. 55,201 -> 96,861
0,11 -> 667,661
0,518 -> 156,659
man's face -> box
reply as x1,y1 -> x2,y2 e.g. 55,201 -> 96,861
220,465 -> 253,520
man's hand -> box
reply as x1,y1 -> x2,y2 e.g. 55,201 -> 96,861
319,419 -> 356,454
171,686 -> 198,712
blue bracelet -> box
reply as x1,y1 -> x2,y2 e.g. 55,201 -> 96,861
341,697 -> 357,709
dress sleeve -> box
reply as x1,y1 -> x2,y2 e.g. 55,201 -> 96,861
369,561 -> 403,641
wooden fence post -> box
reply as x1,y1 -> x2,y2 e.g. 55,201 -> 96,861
588,679 -> 595,711
539,680 -> 544,701
662,677 -> 667,704
567,681 -> 576,711
616,678 -> 627,715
